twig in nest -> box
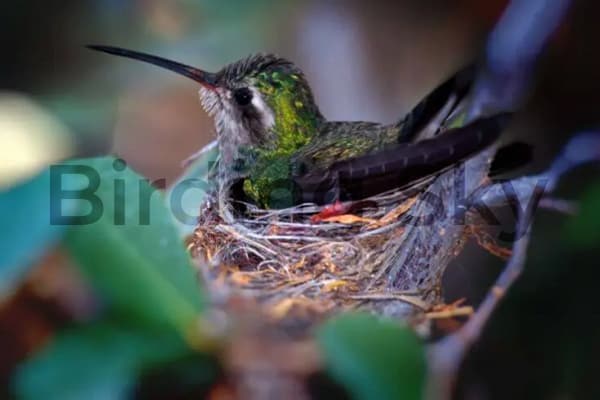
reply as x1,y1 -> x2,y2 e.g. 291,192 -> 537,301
344,292 -> 430,310
426,306 -> 474,320
465,224 -> 512,260
320,214 -> 377,224
369,196 -> 418,228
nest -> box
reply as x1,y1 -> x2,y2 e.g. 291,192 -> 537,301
184,151 -> 493,399
188,164 -> 476,324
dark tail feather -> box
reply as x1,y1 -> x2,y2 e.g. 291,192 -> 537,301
295,113 -> 511,204
396,64 -> 476,142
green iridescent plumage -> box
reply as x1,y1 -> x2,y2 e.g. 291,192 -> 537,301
254,71 -> 318,154
242,70 -> 320,206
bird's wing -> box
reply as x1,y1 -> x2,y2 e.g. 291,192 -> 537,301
396,64 -> 476,143
293,122 -> 396,172
294,113 -> 511,205
294,64 -> 477,174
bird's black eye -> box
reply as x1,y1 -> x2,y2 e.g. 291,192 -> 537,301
233,88 -> 253,106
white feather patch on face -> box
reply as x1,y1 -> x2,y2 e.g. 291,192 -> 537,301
249,86 -> 275,130
198,87 -> 220,117
196,85 -> 277,169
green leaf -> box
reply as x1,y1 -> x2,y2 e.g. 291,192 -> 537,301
13,321 -> 199,400
166,142 -> 218,237
0,170 -> 69,298
62,156 -> 205,333
565,183 -> 600,249
317,313 -> 426,400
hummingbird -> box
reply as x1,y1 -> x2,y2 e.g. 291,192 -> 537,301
88,45 -> 510,210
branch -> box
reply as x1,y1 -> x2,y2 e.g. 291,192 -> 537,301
426,0 -> 575,397
467,0 -> 572,119
428,131 -> 600,399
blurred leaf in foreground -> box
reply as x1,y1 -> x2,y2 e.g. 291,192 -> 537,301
0,171 -> 64,299
13,321 -> 214,400
62,156 -> 205,334
317,313 -> 426,400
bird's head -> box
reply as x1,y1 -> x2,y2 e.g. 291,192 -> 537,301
88,46 -> 323,158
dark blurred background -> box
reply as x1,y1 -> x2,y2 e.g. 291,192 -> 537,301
2,1 -> 600,399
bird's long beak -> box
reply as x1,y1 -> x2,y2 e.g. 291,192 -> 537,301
87,45 -> 218,90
